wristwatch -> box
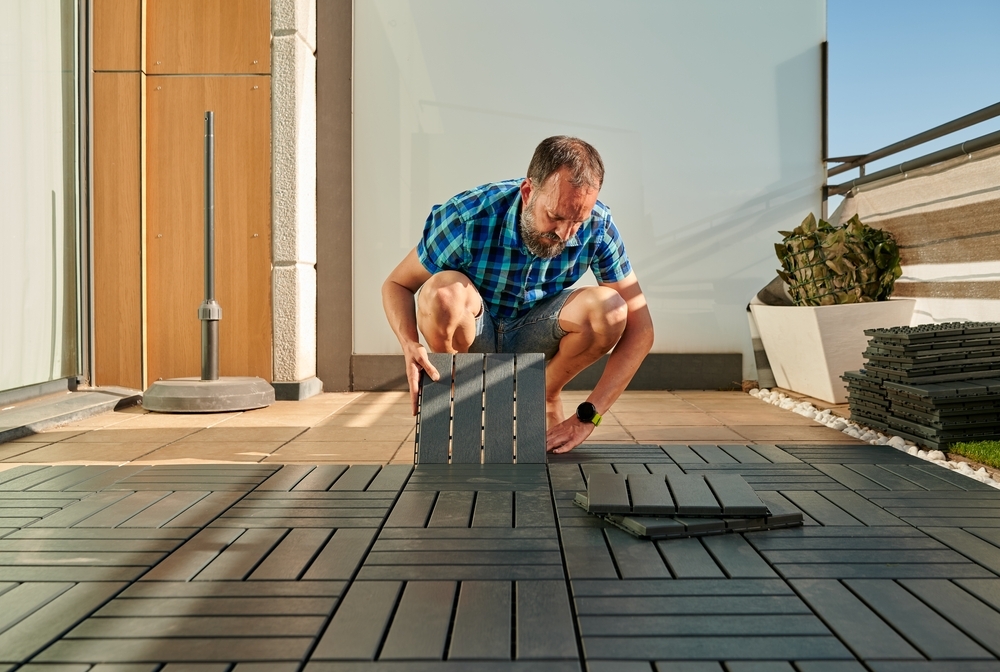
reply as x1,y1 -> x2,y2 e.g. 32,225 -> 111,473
576,401 -> 603,427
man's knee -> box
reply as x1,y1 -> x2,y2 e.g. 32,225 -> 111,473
562,286 -> 627,347
417,271 -> 481,349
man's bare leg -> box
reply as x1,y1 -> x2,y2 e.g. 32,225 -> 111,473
545,286 -> 627,427
416,271 -> 482,353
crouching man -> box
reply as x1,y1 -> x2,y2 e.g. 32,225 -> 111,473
381,136 -> 653,453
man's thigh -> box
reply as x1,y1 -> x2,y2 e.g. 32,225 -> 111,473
502,288 -> 576,359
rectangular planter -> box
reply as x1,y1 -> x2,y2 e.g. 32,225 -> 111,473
750,299 -> 916,403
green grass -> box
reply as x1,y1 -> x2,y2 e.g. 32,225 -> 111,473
949,441 -> 1000,470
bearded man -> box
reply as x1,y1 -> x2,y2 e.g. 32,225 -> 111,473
382,136 -> 653,453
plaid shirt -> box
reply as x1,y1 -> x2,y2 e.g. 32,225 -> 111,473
416,179 -> 632,320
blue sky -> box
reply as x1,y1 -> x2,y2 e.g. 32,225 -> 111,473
827,0 -> 1000,189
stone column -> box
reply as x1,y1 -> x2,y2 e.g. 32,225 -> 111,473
270,0 -> 322,400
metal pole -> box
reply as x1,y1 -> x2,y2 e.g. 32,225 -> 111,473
198,111 -> 221,381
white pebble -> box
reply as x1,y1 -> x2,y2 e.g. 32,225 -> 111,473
907,446 -> 919,456
917,450 -> 928,459
828,419 -> 848,431
888,436 -> 907,450
927,450 -> 945,461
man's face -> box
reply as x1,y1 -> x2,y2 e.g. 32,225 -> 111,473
519,167 -> 600,259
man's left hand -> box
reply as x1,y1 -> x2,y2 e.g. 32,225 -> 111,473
546,417 -> 594,454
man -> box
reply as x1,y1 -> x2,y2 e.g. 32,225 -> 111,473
382,136 -> 653,453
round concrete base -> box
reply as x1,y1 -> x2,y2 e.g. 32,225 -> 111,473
143,377 -> 275,413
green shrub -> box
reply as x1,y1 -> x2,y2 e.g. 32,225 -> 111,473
949,441 -> 1000,471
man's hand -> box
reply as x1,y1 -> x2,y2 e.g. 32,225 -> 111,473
404,341 -> 439,416
546,417 -> 594,454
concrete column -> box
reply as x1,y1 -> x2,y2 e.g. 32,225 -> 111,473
270,0 -> 322,400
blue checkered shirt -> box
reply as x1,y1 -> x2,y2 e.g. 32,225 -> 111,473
416,179 -> 632,320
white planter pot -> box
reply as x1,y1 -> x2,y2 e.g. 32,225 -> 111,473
750,299 -> 916,403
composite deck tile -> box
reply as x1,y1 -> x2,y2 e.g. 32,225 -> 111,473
0,581 -> 125,664
254,464 -> 316,491
371,536 -> 558,553
659,445 -> 707,464
515,491 -> 555,527
194,528 -> 286,580
71,491 -> 173,528
516,580 -> 578,660
141,527 -> 244,581
819,490 -> 907,526
876,464 -> 967,490
0,465 -> 48,486
561,526 -> 618,579
293,465 -> 349,491
810,464 -> 889,490
718,445 -> 772,464
548,463 -> 586,492
845,464 -> 930,491
97,595 -> 336,617
514,353 -> 547,464
627,473 -> 674,515
0,581 -> 73,633
25,466 -> 118,492
384,491 -> 436,527
665,474 -> 721,516
427,491 -> 474,527
448,580 -> 511,660
580,635 -> 852,661
356,565 -> 563,581
312,580 -> 402,660
28,492 -> 131,528
330,465 -> 381,491
645,463 -> 687,477
578,613 -> 829,637
778,492 -> 863,526
162,492 -> 245,528
791,660 -> 873,671
304,663 -> 582,671
845,578 -> 994,659
603,527 -> 671,578
366,465 -> 413,492
64,465 -> 148,492
379,581 -> 456,660
483,354 -> 515,463
116,491 -> 212,528
688,445 -> 739,464
33,637 -> 314,664
901,579 -> 1000,657
703,474 -> 767,516
868,663 -> 1000,672
725,663 -> 796,672
920,527 -> 1000,574
471,490 -> 512,527
585,473 -> 631,514
417,353 -> 455,465
570,578 -> 793,596
119,580 -> 344,598
248,528 -> 332,580
910,462 -> 1000,490
66,613 -> 326,638
301,528 -> 378,580
655,537 -> 724,578
377,527 -> 553,540
452,353 -> 485,464
612,463 -> 651,475
701,534 -> 776,578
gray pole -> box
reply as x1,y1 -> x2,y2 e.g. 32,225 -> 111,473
198,111 -> 221,381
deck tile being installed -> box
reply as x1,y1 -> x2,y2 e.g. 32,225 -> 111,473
0,443 -> 998,667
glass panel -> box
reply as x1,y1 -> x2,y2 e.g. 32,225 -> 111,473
354,0 -> 825,378
0,0 -> 81,392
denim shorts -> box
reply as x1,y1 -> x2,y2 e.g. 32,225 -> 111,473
469,288 -> 575,359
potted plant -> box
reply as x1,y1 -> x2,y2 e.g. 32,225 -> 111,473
749,213 -> 914,403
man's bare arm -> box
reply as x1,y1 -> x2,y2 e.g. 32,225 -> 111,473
381,248 -> 436,415
546,271 -> 654,453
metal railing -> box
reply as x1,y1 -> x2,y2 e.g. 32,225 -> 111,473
825,101 -> 1000,197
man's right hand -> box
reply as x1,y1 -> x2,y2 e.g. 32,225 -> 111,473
404,341 -> 439,416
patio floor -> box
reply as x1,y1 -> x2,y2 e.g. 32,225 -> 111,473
1,391 -> 1000,670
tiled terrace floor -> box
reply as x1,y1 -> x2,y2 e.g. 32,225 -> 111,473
2,392 -> 1000,670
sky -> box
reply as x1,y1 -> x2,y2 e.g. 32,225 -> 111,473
827,0 -> 1000,209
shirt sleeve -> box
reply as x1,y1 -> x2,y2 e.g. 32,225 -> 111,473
416,200 -> 468,275
591,212 -> 633,283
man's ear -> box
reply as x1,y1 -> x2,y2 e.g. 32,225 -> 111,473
519,179 -> 532,206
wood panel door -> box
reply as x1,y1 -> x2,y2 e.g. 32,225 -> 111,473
145,76 -> 272,385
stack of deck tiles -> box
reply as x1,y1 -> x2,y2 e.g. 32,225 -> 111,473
574,472 -> 802,540
844,321 -> 1000,450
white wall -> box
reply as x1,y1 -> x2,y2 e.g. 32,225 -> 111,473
0,0 -> 78,392
353,0 -> 826,379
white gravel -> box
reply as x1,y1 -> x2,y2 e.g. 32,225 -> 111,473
748,387 -> 1000,489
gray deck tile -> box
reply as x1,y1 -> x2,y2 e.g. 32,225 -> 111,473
515,353 -> 547,464
0,550 -> 165,566
920,527 -> 1000,574
877,464 -> 967,490
116,491 -> 211,528
515,491 -> 555,527
724,663 -> 796,672
656,538 -> 723,578
561,526 -> 618,579
789,578 -> 922,659
581,635 -> 852,660
119,580 -> 344,598
140,527 -> 244,581
660,445 -> 705,464
293,465 -> 349,491
72,491 -> 171,528
417,353 -> 453,465
97,596 -> 334,617
64,465 -> 148,492
902,579 -> 1000,657
688,445 -> 738,464
28,492 -> 131,528
761,549 -> 967,564
547,463 -> 586,492
846,464 -> 928,490
701,534 -> 776,578
776,563 -> 994,579
384,491 -> 436,527
0,581 -> 124,664
793,663 -> 868,672
255,464 -> 316,491
364,550 -> 560,566
604,527 -> 671,578
248,528 -> 331,580
718,445 -> 771,464
819,490 -> 907,526
471,490 -> 512,527
570,579 -> 792,596
356,565 -> 564,581
27,466 -> 118,492
163,491 -> 245,528
372,537 -> 558,552
778,491 -> 862,526
483,354 -> 515,463
452,353 -> 485,464
586,473 -> 630,513
703,474 -> 767,516
869,663 -> 1000,672
744,444 -> 802,463
427,491 -> 474,527
448,581 -> 510,660
0,581 -> 73,633
653,663 -> 723,672
517,580 -> 577,660
627,473 -> 673,514
367,465 -> 413,492
579,613 -> 827,637
302,528 -> 377,580
0,467 -> 90,492
911,463 -> 1000,490
377,527 -> 553,539
575,594 -> 811,616
331,465 -> 381,491
312,580 -> 402,660
67,614 -> 325,638
0,465 -> 48,486
194,527 -> 285,580
34,637 -> 313,663
613,463 -> 652,475
305,663 -> 582,671
665,474 -> 720,516
845,578 -> 994,659
379,581 -> 456,660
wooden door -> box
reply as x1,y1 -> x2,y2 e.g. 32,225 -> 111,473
145,76 -> 272,384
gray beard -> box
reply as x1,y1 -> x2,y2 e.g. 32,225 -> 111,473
519,198 -> 565,259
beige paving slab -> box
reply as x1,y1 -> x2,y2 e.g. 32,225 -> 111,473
173,427 -> 307,443
294,426 -> 414,442
585,426 -> 635,442
104,412 -> 240,429
627,426 -> 748,442
4,442 -> 163,463
612,412 -> 722,427
707,411 -> 821,426
316,412 -> 416,428
211,415 -> 335,428
0,442 -> 47,461
608,401 -> 701,413
6,430 -> 88,444
729,425 -> 869,442
135,441 -> 287,463
61,427 -> 199,445
263,441 -> 404,463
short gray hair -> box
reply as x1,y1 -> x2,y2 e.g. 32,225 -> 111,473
526,136 -> 605,190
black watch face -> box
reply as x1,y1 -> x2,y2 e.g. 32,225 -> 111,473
577,402 -> 596,422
